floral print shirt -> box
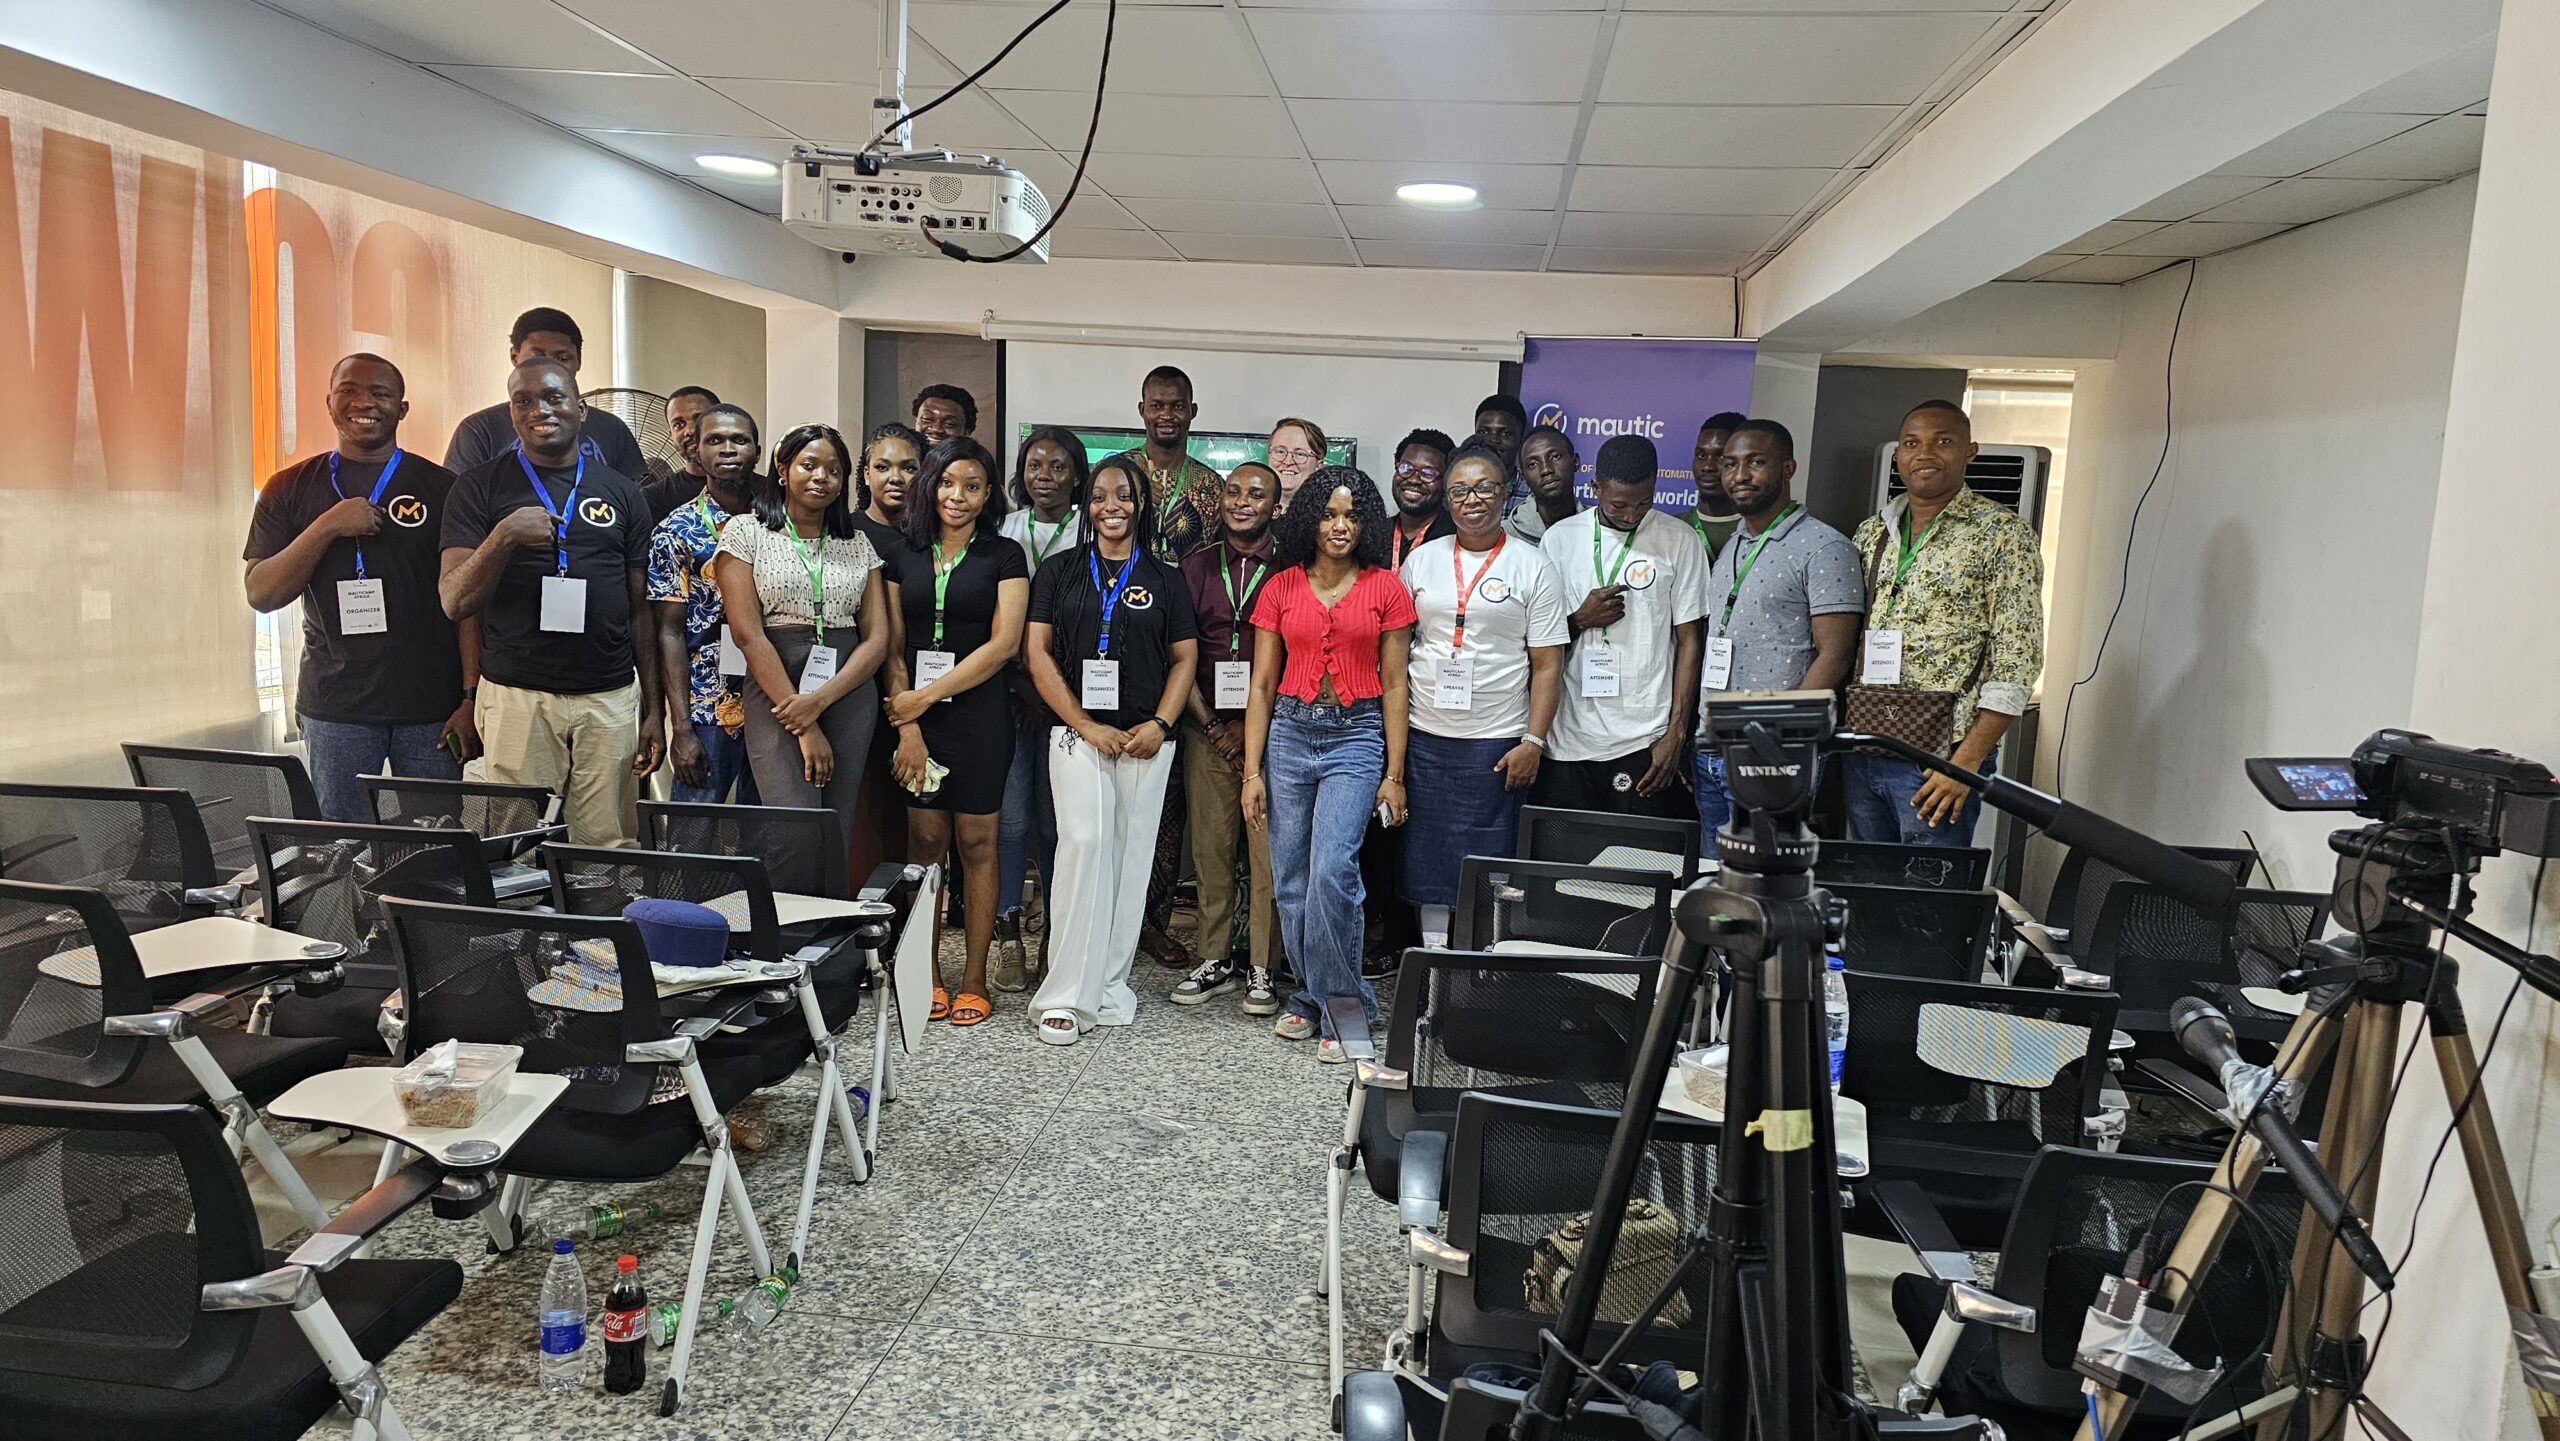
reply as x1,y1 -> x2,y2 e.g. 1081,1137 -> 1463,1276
1117,449 -> 1224,562
1851,485 -> 2044,750
645,494 -> 742,728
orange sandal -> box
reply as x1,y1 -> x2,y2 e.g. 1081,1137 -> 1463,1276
947,992 -> 991,1027
929,985 -> 950,1022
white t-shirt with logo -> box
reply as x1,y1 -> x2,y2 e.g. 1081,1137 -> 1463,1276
1000,508 -> 1086,575
1399,534 -> 1572,741
1542,507 -> 1710,763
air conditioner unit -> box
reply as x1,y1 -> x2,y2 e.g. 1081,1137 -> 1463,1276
783,147 -> 1050,263
1870,443 -> 2052,532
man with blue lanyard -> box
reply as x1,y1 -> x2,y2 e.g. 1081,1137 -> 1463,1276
245,353 -> 478,821
440,358 -> 662,846
1689,419 -> 1864,849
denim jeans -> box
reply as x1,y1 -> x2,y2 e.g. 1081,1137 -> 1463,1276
1691,750 -> 1825,856
299,715 -> 460,823
998,716 -> 1057,915
670,722 -> 759,805
1265,697 -> 1385,1039
1840,751 -> 1986,847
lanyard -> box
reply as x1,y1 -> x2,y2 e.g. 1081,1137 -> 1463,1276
1218,549 -> 1268,659
1590,518 -> 1639,642
1026,514 -> 1072,566
1879,505 -> 1944,624
328,449 -> 404,580
1396,519 -> 1432,567
516,450 -> 586,577
786,526 -> 829,642
1717,504 -> 1795,629
1089,547 -> 1139,658
929,537 -> 967,646
1449,534 -> 1506,654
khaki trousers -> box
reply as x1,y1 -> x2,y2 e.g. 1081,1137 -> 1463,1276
1183,719 -> 1276,971
476,678 -> 641,847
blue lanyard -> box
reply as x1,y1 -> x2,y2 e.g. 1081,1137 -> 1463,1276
516,449 -> 586,577
1089,547 -> 1139,658
327,449 -> 403,580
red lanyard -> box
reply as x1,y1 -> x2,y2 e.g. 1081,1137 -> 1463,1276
1448,534 -> 1506,654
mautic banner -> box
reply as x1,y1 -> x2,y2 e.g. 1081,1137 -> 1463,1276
1518,338 -> 1759,507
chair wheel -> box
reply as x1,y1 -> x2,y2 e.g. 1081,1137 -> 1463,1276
659,1378 -> 679,1416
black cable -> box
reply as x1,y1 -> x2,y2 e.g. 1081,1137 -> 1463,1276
863,0 -> 1079,153
2240,829 -> 2270,889
2053,259 -> 2197,794
928,0 -> 1115,263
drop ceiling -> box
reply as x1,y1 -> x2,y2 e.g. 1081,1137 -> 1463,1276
249,0 -> 2078,277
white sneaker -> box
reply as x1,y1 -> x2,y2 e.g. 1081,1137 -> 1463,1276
1317,1039 -> 1347,1065
1272,1012 -> 1317,1042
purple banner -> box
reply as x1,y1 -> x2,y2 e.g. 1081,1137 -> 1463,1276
1519,338 -> 1759,507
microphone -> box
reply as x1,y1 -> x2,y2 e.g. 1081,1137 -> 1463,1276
2171,998 -> 2394,1290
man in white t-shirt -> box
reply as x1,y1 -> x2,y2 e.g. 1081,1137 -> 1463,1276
1531,435 -> 1707,818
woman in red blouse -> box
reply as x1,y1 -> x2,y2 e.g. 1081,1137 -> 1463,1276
1241,467 -> 1414,1063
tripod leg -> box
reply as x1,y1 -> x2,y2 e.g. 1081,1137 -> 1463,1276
2430,1009 -> 2560,1435
2267,1001 -> 2399,1441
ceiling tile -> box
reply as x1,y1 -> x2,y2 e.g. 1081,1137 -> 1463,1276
2336,36 -> 2496,114
265,0 -> 668,71
1566,166 -> 1832,216
1290,100 -> 1579,163
2105,220 -> 2294,257
711,80 -> 1040,152
1558,211 -> 1788,250
1579,104 -> 1902,168
2307,114 -> 2486,181
425,67 -> 787,136
1624,0 -> 2028,7
1600,14 -> 2000,105
1338,205 -> 1558,244
1078,154 -> 1325,204
1122,198 -> 1345,239
1162,233 -> 1357,266
1316,159 -> 1564,211
2118,175 -> 2272,223
910,4 -> 1266,95
1040,190 -> 1147,229
1547,246 -> 1748,275
1239,0 -> 1604,9
2211,112 -> 2425,178
1047,228 -> 1182,261
1246,11 -> 1603,102
576,128 -> 796,179
2040,254 -> 2179,284
1997,254 -> 2078,282
2050,220 -> 2164,255
2195,177 -> 2429,224
551,0 -> 953,84
1354,240 -> 1550,271
993,91 -> 1305,158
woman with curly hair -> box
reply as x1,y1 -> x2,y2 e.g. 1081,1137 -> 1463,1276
1241,467 -> 1414,1063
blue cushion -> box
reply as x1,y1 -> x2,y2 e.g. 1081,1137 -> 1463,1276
622,898 -> 730,970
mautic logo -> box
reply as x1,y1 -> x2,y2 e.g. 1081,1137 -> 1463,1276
579,498 -> 619,527
385,495 -> 429,528
1529,400 -> 1672,444
1532,402 -> 1568,432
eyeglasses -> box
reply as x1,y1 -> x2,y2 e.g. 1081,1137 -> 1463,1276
1394,461 -> 1443,481
1446,481 -> 1508,501
1268,445 -> 1318,465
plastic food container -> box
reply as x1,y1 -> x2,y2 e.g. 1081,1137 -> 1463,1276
394,1040 -> 523,1128
1675,1044 -> 1728,1114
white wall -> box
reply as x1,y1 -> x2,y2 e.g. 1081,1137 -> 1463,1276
2037,177 -> 2476,890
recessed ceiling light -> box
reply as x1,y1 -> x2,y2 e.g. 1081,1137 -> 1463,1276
696,153 -> 780,180
1396,181 -> 1481,210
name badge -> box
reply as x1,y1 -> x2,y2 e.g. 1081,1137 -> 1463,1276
1861,629 -> 1904,686
798,643 -> 839,695
1580,644 -> 1621,698
1433,655 -> 1476,711
337,578 -> 388,636
1213,660 -> 1251,711
1701,636 -> 1734,692
718,625 -> 746,677
1081,658 -> 1121,712
915,649 -> 956,694
539,575 -> 587,633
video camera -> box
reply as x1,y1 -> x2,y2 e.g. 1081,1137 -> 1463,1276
2245,729 -> 2560,859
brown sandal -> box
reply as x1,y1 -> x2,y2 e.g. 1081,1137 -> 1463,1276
929,985 -> 950,1022
948,992 -> 991,1027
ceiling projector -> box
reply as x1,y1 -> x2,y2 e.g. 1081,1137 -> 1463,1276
782,145 -> 1050,263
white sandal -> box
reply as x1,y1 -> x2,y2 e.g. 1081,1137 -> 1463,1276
1035,1009 -> 1084,1046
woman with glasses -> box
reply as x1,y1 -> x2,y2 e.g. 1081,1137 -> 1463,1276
990,426 -> 1088,989
1265,417 -> 1327,515
1397,442 -> 1570,947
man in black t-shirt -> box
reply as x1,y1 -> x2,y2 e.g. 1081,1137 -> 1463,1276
245,353 -> 477,822
639,384 -> 719,523
442,307 -> 649,479
440,358 -> 663,846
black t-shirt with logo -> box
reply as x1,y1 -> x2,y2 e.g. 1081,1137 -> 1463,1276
442,453 -> 653,695
1027,543 -> 1197,730
243,450 -> 463,726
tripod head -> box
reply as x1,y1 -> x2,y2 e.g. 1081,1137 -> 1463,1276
1703,691 -> 1830,876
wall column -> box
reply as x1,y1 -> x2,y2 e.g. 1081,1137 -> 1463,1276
765,307 -> 864,436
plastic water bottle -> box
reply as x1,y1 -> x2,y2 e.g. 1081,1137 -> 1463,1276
563,1200 -> 663,1242
649,1298 -> 732,1348
845,1083 -> 871,1123
602,1254 -> 647,1395
1823,953 -> 1851,1093
725,1266 -> 799,1336
537,1238 -> 589,1393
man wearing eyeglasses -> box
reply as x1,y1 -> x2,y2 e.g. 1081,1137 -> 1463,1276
1389,427 -> 1456,568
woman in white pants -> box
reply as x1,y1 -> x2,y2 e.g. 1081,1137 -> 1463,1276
1021,457 -> 1200,1044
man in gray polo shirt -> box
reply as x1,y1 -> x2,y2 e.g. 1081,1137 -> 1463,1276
1691,418 -> 1863,845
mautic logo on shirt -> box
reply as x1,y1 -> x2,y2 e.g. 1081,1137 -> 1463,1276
385,495 -> 429,528
578,498 -> 619,527
1120,586 -> 1156,611
1477,576 -> 1514,605
1623,557 -> 1660,591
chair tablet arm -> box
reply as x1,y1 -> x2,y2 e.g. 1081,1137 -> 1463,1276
286,1159 -> 444,1273
627,1018 -> 722,1065
857,861 -> 915,901
2132,1055 -> 2229,1114
203,1265 -> 321,1312
1324,996 -> 1377,1063
1339,1370 -> 1406,1441
487,824 -> 568,861
1397,1128 -> 1447,1229
1868,1179 -> 1973,1287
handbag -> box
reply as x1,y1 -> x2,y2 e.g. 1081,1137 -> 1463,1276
1843,529 -> 1982,758
1521,1197 -> 1693,1327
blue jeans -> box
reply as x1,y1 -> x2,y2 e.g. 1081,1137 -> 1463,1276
1840,751 -> 1985,846
1266,697 -> 1385,1039
671,722 -> 759,805
299,715 -> 460,823
998,717 -> 1057,916
1691,750 -> 1825,856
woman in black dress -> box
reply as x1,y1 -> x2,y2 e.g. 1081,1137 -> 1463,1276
882,436 -> 1029,1027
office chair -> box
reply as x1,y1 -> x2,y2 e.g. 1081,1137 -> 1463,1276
1815,839 -> 1990,891
249,817 -> 496,1057
1514,806 -> 1702,883
0,781 -> 239,933
1451,857 -> 1677,961
640,799 -> 850,900
359,776 -> 561,899
1827,881 -> 1998,981
122,742 -> 320,879
2076,883 -> 2329,1049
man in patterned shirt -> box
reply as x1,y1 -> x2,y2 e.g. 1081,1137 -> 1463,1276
647,403 -> 763,804
1120,365 -> 1225,562
1843,399 -> 2044,846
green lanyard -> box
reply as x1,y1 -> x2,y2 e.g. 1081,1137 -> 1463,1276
1218,551 -> 1268,659
929,537 -> 967,647
1026,515 -> 1071,566
1878,507 -> 1943,626
786,527 -> 828,643
1717,504 -> 1795,629
1590,518 -> 1639,642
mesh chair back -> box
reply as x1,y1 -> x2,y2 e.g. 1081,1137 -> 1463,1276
1841,971 -> 2117,1179
2045,844 -> 2254,936
2080,884 -> 2326,1038
1387,950 -> 1658,1115
1436,1094 -> 1720,1376
249,819 -> 495,981
0,783 -> 216,931
539,843 -> 779,963
1814,840 -> 1988,891
0,1097 -> 265,1391
1827,882 -> 1995,980
1453,857 -> 1675,960
640,801 -> 847,900
379,896 -> 670,1116
1514,807 -> 1701,884
362,776 -> 556,839
0,882 -> 150,1088
121,744 -> 317,875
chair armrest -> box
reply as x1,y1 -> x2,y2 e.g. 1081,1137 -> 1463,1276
1990,887 -> 2038,932
856,861 -> 913,901
486,825 -> 567,862
1868,1179 -> 1973,1286
1339,1371 -> 1406,1441
285,1158 -> 443,1272
1325,995 -> 1376,1063
2132,1055 -> 2229,1114
627,1015 -> 723,1065
0,833 -> 76,870
1408,1228 -> 1470,1277
101,984 -> 249,1039
183,883 -> 247,911
1397,1128 -> 1447,1229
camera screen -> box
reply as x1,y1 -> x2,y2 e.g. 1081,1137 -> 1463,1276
2277,762 -> 2364,805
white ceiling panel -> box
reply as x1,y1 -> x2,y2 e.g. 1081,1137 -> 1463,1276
1548,246 -> 1750,275
1163,233 -> 1359,265
1997,254 -> 2078,282
576,127 -> 796,176
1079,154 -> 1326,205
1289,100 -> 1580,164
1354,240 -> 1550,271
1558,211 -> 1789,250
1316,160 -> 1565,211
1238,0 -> 1604,9
262,0 -> 666,71
2336,36 -> 2496,114
909,4 -> 1267,96
550,0 -> 951,84
2308,114 -> 2487,181
1623,0 -> 2035,8
2117,175 -> 2273,223
1047,228 -> 1183,261
1567,166 -> 1832,216
2210,112 -> 2424,178
2194,177 -> 2429,224
712,80 -> 1041,152
1246,11 -> 1603,102
426,67 -> 787,136
2040,254 -> 2178,284
1579,104 -> 1903,168
1122,198 -> 1346,239
1338,205 -> 1559,245
2105,220 -> 2293,257
2049,219 -> 2163,255
1600,13 -> 2002,105
1038,189 -> 1147,229
993,90 -> 1306,157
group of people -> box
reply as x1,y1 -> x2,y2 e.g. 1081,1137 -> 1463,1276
244,305 -> 2044,1063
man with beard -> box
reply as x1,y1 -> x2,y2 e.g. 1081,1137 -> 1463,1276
1505,424 -> 1582,545
641,385 -> 719,523
1388,427 -> 1456,567
1118,365 -> 1224,561
1686,410 -> 1747,560
648,403 -> 765,804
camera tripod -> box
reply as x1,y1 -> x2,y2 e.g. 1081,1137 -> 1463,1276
2075,824 -> 2560,1441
